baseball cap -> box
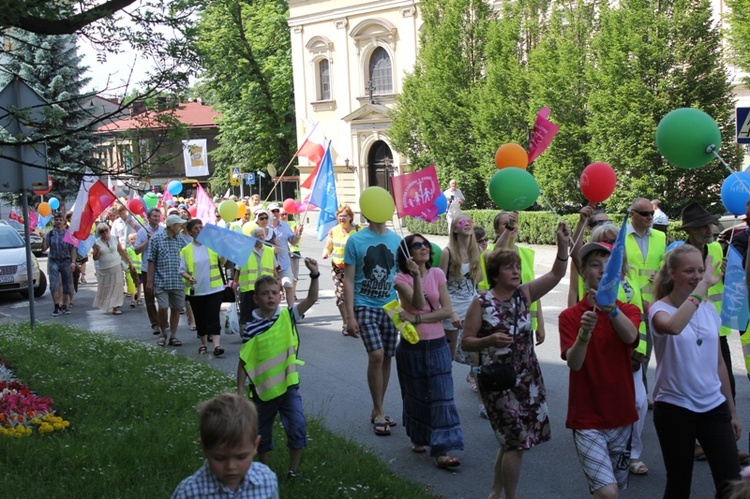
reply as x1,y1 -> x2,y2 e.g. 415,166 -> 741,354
579,242 -> 613,264
165,214 -> 185,227
267,203 -> 281,211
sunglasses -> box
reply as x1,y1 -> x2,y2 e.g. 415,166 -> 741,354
589,219 -> 611,228
99,228 -> 109,234
258,216 -> 268,220
634,210 -> 654,217
410,241 -> 430,250
270,209 -> 280,213
602,239 -> 616,245
457,219 -> 474,228
476,238 -> 488,244
280,213 -> 288,217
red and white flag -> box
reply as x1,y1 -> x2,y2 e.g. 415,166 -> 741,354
298,121 -> 327,189
195,183 -> 216,225
9,208 -> 22,223
527,107 -> 560,164
391,165 -> 441,222
69,175 -> 117,241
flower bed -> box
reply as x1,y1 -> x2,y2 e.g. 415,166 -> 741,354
0,359 -> 69,437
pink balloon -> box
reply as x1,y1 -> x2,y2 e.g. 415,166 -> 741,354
580,162 -> 616,203
283,198 -> 297,214
188,206 -> 197,217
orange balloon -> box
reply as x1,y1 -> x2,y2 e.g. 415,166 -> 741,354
38,202 -> 51,217
494,143 -> 529,170
236,202 -> 247,220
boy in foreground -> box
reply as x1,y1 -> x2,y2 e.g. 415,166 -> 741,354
171,393 -> 278,498
237,258 -> 320,479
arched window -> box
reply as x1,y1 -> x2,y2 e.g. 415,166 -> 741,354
319,59 -> 331,101
368,47 -> 393,95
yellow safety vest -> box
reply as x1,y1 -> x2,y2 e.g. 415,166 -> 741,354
706,242 -> 731,337
237,246 -> 276,292
127,247 -> 141,270
180,244 -> 223,294
330,224 -> 359,265
477,244 -> 539,330
239,309 -> 304,401
288,221 -> 300,253
625,229 -> 666,305
577,271 -> 647,355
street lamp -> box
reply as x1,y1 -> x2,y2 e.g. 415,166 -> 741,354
344,158 -> 356,172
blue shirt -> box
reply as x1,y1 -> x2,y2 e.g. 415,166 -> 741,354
135,224 -> 164,272
171,460 -> 278,498
343,228 -> 401,308
270,221 -> 294,271
148,230 -> 186,290
45,229 -> 73,261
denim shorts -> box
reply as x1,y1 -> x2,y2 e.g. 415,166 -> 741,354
48,259 -> 73,294
253,385 -> 307,454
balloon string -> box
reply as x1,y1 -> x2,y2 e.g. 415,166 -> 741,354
539,190 -> 575,246
397,221 -> 411,262
729,216 -> 738,246
713,149 -> 750,197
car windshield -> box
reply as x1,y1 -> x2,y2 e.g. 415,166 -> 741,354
0,227 -> 24,249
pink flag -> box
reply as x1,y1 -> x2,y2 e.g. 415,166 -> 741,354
195,183 -> 216,225
162,179 -> 173,206
298,122 -> 327,189
391,164 -> 441,222
527,107 -> 560,164
27,209 -> 37,233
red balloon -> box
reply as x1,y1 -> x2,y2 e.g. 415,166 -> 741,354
127,198 -> 145,216
188,206 -> 198,217
580,162 -> 616,203
283,198 -> 297,214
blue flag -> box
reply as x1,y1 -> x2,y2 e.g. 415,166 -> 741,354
309,141 -> 338,241
721,245 -> 749,330
196,223 -> 257,266
596,214 -> 629,306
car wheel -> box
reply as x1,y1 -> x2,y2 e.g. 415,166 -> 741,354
34,271 -> 47,298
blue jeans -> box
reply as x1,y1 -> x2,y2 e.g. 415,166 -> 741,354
253,385 -> 307,454
48,258 -> 72,295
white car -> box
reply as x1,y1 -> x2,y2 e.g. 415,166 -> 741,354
0,225 -> 47,298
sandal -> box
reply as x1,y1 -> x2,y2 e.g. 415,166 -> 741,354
198,346 -> 208,355
137,299 -> 143,306
157,336 -> 166,347
189,325 -> 197,331
129,301 -> 136,308
411,444 -> 427,454
373,422 -> 391,436
168,337 -> 182,347
629,460 -> 648,475
435,455 -> 461,469
370,415 -> 397,427
466,373 -> 478,393
113,308 -> 122,315
213,346 -> 224,357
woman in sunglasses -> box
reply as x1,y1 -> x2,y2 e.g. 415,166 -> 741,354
92,222 -> 136,315
439,213 -> 483,361
393,234 -> 463,468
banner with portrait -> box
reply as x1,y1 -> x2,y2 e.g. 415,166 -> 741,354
182,139 -> 209,177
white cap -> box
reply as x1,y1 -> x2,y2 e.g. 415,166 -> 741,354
165,214 -> 185,227
267,203 -> 281,211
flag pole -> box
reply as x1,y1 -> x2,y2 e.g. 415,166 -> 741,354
263,122 -> 321,204
299,139 -> 331,226
115,198 -> 147,231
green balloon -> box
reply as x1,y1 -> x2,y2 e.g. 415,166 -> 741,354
488,168 -> 539,211
430,242 -> 442,268
656,108 -> 721,169
143,192 -> 158,209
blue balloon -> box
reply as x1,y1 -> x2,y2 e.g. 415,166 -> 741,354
721,172 -> 750,216
434,194 -> 448,216
168,180 -> 183,195
48,197 -> 60,210
666,240 -> 685,252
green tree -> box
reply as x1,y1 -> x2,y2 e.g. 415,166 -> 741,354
389,0 -> 494,207
587,0 -> 738,215
194,0 -> 295,196
2,30 -> 100,199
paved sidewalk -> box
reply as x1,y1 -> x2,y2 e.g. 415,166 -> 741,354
1,228 -> 746,498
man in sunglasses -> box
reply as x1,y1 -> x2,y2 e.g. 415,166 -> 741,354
625,198 -> 667,405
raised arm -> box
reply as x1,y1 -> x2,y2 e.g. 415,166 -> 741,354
524,221 -> 571,303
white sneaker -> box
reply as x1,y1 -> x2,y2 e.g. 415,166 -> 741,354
479,404 -> 488,419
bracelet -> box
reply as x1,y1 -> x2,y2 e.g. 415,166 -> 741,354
309,272 -> 320,279
577,328 -> 590,344
608,307 -> 620,319
689,293 -> 704,302
556,254 -> 569,262
686,296 -> 700,308
415,314 -> 421,325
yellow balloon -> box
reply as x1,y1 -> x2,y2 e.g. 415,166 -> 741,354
236,202 -> 247,220
242,221 -> 257,236
360,186 -> 395,223
219,200 -> 238,221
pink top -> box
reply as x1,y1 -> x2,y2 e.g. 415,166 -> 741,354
394,268 -> 447,341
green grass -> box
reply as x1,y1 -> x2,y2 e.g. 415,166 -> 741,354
0,323 -> 436,498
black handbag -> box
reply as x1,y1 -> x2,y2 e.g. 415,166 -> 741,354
476,291 -> 520,392
219,268 -> 237,303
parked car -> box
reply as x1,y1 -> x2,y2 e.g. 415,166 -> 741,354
0,225 -> 46,298
0,219 -> 44,256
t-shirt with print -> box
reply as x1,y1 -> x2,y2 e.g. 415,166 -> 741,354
343,228 -> 402,309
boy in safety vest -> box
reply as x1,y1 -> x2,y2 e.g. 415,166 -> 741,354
236,257 -> 319,479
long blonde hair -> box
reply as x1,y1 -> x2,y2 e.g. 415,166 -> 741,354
447,213 -> 482,284
653,244 -> 700,300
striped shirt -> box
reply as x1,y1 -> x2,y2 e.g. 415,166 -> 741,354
171,460 -> 278,498
241,306 -> 302,343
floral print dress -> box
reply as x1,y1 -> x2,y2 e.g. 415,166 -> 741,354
477,288 -> 551,450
